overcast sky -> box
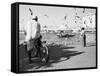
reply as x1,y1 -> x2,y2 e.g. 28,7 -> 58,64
19,5 -> 96,30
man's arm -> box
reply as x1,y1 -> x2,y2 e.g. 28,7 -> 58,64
29,8 -> 33,16
24,21 -> 31,42
33,22 -> 41,39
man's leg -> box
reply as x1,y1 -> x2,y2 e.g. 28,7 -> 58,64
35,37 -> 41,58
83,34 -> 86,47
27,49 -> 34,64
27,41 -> 34,64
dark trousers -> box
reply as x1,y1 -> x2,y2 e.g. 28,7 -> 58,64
27,36 -> 42,63
34,36 -> 42,57
82,34 -> 86,47
27,49 -> 33,63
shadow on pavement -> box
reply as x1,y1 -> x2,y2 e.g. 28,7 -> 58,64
19,44 -> 84,71
43,44 -> 84,68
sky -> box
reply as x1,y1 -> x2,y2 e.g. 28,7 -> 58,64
19,4 -> 96,30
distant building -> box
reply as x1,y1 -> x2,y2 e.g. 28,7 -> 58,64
41,24 -> 67,33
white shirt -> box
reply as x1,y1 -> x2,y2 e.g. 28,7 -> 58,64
25,20 -> 41,42
80,30 -> 85,36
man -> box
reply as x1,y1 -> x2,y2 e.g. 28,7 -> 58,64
24,9 -> 41,64
80,27 -> 86,47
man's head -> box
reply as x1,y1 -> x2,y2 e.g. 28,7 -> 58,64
32,15 -> 38,21
81,27 -> 85,30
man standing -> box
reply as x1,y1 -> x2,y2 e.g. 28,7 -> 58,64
80,27 -> 86,47
24,8 -> 41,64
